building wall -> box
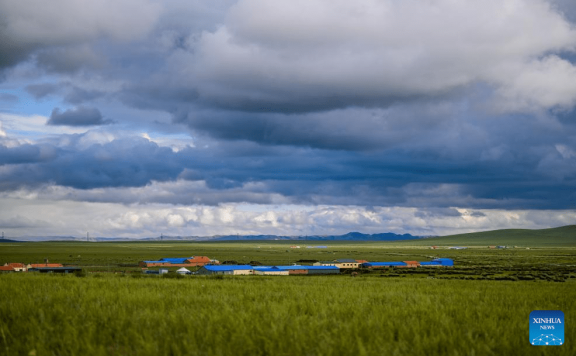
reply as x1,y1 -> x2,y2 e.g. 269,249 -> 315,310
140,262 -> 211,268
334,262 -> 360,269
232,270 -> 252,275
307,268 -> 340,275
315,261 -> 359,269
286,269 -> 308,275
253,270 -> 289,276
197,268 -> 233,275
401,261 -> 420,268
6,263 -> 26,272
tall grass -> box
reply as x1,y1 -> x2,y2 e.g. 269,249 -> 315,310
1,274 -> 574,356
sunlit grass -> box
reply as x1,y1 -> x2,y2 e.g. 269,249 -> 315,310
1,274 -> 574,356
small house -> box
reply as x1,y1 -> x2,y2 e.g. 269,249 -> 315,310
4,263 -> 26,272
0,266 -> 15,273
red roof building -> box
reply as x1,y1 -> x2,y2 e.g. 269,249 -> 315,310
139,256 -> 219,268
401,261 -> 420,268
28,263 -> 64,268
185,256 -> 213,266
4,263 -> 26,271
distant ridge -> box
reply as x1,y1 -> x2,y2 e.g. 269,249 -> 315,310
9,225 -> 574,245
13,232 -> 420,242
408,225 -> 576,247
147,231 -> 419,242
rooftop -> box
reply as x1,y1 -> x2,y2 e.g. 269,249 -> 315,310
202,265 -> 253,271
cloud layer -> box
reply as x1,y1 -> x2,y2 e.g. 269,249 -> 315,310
0,0 -> 575,237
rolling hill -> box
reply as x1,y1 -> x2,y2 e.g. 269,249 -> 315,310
409,225 -> 576,247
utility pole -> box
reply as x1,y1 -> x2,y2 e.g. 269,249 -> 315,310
87,232 -> 89,242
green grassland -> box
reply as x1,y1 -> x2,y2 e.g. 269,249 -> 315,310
1,225 -> 574,269
1,274 -> 575,356
1,226 -> 575,355
407,225 -> 576,247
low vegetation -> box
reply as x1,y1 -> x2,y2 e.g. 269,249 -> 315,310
1,227 -> 575,355
1,273 -> 575,356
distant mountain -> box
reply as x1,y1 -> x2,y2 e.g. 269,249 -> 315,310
5,232 -> 419,242
7,225 -> 574,246
148,232 -> 420,241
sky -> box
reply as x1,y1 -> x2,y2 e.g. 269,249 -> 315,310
0,0 -> 575,238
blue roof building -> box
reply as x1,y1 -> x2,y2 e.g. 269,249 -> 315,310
432,258 -> 454,266
361,262 -> 407,268
276,265 -> 340,274
196,265 -> 253,275
362,258 -> 454,268
160,257 -> 191,264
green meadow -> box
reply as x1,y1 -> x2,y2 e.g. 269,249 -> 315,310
1,274 -> 575,356
1,225 -> 575,355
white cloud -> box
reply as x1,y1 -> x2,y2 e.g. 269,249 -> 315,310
0,196 -> 573,238
190,0 -> 576,113
489,56 -> 576,112
556,144 -> 576,159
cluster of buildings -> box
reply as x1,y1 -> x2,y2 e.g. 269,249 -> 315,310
166,258 -> 454,276
1,255 -> 454,276
311,258 -> 454,269
1,262 -> 81,273
196,265 -> 341,275
139,256 -> 219,268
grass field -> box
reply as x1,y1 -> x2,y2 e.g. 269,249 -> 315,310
406,225 -> 576,247
1,274 -> 575,356
1,226 -> 575,355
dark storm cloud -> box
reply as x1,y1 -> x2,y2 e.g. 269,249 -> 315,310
0,143 -> 56,165
35,45 -> 104,74
0,92 -> 18,103
1,0 -> 576,213
551,0 -> 576,22
64,86 -> 105,105
26,83 -> 60,99
26,83 -> 105,104
0,136 -> 182,190
47,107 -> 111,126
0,126 -> 575,209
